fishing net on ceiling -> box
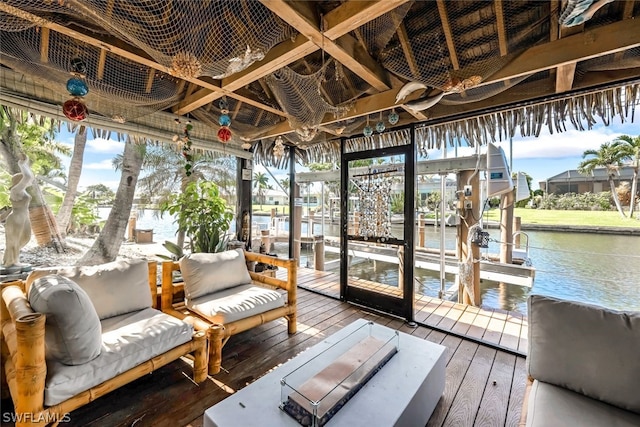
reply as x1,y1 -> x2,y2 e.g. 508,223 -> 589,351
1,0 -> 295,80
0,26 -> 180,122
379,1 -> 550,103
264,59 -> 355,141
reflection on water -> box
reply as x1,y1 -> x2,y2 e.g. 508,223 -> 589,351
109,209 -> 640,315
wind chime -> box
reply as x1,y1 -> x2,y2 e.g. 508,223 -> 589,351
62,58 -> 89,122
353,169 -> 394,240
173,117 -> 194,176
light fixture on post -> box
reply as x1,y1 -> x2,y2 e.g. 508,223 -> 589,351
240,137 -> 252,151
273,135 -> 285,158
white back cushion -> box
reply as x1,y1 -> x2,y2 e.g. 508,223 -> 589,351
55,259 -> 152,320
180,249 -> 252,300
29,275 -> 102,365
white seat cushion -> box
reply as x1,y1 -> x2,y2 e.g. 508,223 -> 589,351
44,308 -> 193,406
527,380 -> 640,427
186,284 -> 285,324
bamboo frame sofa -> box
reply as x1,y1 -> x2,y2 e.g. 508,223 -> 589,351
161,249 -> 297,375
0,260 -> 207,427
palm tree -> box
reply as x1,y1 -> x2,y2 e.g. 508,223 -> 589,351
79,137 -> 145,265
578,142 -> 626,217
253,171 -> 269,209
613,135 -> 640,217
57,125 -> 87,235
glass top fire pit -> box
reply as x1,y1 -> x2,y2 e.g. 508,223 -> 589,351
280,321 -> 399,427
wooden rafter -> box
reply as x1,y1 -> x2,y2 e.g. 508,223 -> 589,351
613,0 -> 636,62
39,27 -> 49,63
97,48 -> 107,80
436,0 -> 460,70
145,69 -> 155,94
495,0 -> 508,57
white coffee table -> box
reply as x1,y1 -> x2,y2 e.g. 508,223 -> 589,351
204,318 -> 446,427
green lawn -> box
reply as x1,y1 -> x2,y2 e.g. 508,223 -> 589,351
484,208 -> 640,228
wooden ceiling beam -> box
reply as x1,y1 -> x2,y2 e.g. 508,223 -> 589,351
177,0 -> 403,114
488,18 -> 640,85
252,20 -> 640,140
0,2 -> 283,118
436,0 -> 460,70
259,0 -> 393,91
323,0 -> 409,40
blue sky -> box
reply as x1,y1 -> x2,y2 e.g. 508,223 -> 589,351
57,119 -> 639,192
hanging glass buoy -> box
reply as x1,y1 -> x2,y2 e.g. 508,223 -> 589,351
218,126 -> 232,143
363,125 -> 373,137
70,57 -> 87,75
376,121 -> 385,133
66,77 -> 89,97
219,114 -> 231,127
388,109 -> 399,125
62,98 -> 88,121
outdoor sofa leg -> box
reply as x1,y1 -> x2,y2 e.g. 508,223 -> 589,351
287,313 -> 297,334
207,324 -> 224,375
192,330 -> 208,383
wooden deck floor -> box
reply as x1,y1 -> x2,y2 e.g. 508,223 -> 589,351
289,267 -> 528,355
1,286 -> 527,427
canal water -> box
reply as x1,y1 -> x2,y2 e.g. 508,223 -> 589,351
127,209 -> 640,315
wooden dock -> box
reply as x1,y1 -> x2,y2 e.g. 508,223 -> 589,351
1,271 -> 528,427
287,267 -> 528,356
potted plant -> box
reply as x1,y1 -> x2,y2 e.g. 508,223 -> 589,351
159,181 -> 233,257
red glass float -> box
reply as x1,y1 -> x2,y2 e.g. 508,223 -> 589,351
217,126 -> 231,143
63,98 -> 88,121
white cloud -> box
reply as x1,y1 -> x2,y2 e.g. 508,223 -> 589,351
84,159 -> 115,170
86,138 -> 125,154
506,128 -> 624,160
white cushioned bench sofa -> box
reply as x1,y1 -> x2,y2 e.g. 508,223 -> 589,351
523,294 -> 640,426
0,259 -> 207,427
161,248 -> 297,375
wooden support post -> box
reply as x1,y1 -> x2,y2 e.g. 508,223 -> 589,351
418,214 -> 425,248
500,191 -> 515,263
457,170 -> 480,306
260,229 -> 270,252
314,235 -> 325,271
293,183 -> 302,266
514,216 -> 522,248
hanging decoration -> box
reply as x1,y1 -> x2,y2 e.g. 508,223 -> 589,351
63,57 -> 89,122
363,116 -> 373,137
217,98 -> 232,143
240,137 -> 252,151
173,118 -> 194,176
352,169 -> 394,240
375,112 -> 385,133
273,135 -> 285,158
388,109 -> 399,125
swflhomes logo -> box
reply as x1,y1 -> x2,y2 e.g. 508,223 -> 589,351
2,412 -> 71,423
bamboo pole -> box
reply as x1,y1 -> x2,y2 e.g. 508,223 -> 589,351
208,325 -> 224,375
14,313 -> 46,424
192,331 -> 207,383
161,261 -> 179,312
147,261 -> 158,309
287,260 -> 297,334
